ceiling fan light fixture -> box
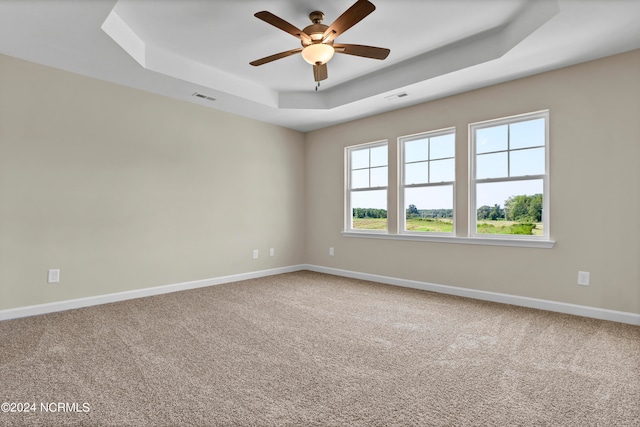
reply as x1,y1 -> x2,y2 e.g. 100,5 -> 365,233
301,43 -> 335,65
251,1 -> 388,83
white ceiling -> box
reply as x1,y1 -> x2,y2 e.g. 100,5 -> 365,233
1,0 -> 639,132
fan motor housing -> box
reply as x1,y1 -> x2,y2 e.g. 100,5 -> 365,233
302,11 -> 331,46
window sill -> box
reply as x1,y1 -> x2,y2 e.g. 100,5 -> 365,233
341,231 -> 555,248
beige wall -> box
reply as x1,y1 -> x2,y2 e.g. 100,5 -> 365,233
305,50 -> 640,314
2,50 -> 639,316
0,55 -> 306,310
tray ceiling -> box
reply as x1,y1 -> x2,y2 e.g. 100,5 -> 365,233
1,0 -> 639,131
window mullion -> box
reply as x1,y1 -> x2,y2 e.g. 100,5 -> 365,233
476,174 -> 545,184
368,148 -> 372,188
404,181 -> 454,189
507,123 -> 511,178
351,186 -> 387,192
427,137 -> 431,184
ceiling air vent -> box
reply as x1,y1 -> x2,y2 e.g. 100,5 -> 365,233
192,92 -> 216,102
384,92 -> 408,101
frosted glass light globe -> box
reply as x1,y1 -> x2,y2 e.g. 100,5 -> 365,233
301,44 -> 335,65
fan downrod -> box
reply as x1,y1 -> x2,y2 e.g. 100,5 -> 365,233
308,11 -> 324,24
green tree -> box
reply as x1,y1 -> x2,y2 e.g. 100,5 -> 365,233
353,208 -> 387,219
406,204 -> 419,218
528,194 -> 543,222
504,194 -> 542,222
489,204 -> 504,220
478,204 -> 504,220
507,195 -> 529,220
477,205 -> 491,220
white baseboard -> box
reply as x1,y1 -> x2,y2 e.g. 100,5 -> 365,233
2,264 -> 638,326
304,264 -> 640,326
0,265 -> 306,322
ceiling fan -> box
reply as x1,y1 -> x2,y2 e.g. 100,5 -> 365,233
249,0 -> 390,86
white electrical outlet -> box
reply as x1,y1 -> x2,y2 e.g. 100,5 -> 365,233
329,247 -> 334,256
48,269 -> 60,284
269,248 -> 275,257
253,249 -> 259,259
577,271 -> 590,286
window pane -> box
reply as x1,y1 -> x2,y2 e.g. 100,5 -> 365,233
511,147 -> 545,177
405,185 -> 454,212
476,125 -> 507,154
405,162 -> 428,185
370,166 -> 388,187
430,133 -> 455,159
351,169 -> 369,189
351,149 -> 369,169
405,139 -> 429,162
351,190 -> 387,231
430,158 -> 455,183
476,152 -> 507,179
476,179 -> 544,236
370,145 -> 387,167
510,118 -> 545,150
476,179 -> 543,209
404,185 -> 453,233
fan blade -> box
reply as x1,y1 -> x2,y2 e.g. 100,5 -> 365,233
313,63 -> 328,82
250,48 -> 303,66
333,44 -> 390,60
254,11 -> 311,43
322,0 -> 376,43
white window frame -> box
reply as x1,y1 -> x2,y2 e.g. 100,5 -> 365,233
469,110 -> 550,241
345,140 -> 389,233
399,127 -> 456,236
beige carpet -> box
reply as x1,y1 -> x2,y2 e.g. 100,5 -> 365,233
1,271 -> 638,426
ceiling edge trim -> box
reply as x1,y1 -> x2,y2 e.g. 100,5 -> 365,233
101,10 -> 146,68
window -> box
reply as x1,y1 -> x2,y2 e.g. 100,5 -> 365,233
346,141 -> 388,232
399,128 -> 455,234
470,110 -> 549,239
342,110 -> 553,248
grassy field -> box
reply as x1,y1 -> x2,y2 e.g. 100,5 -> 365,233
352,218 -> 388,230
352,217 -> 453,232
405,218 -> 453,232
352,217 -> 543,235
476,220 -> 543,236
